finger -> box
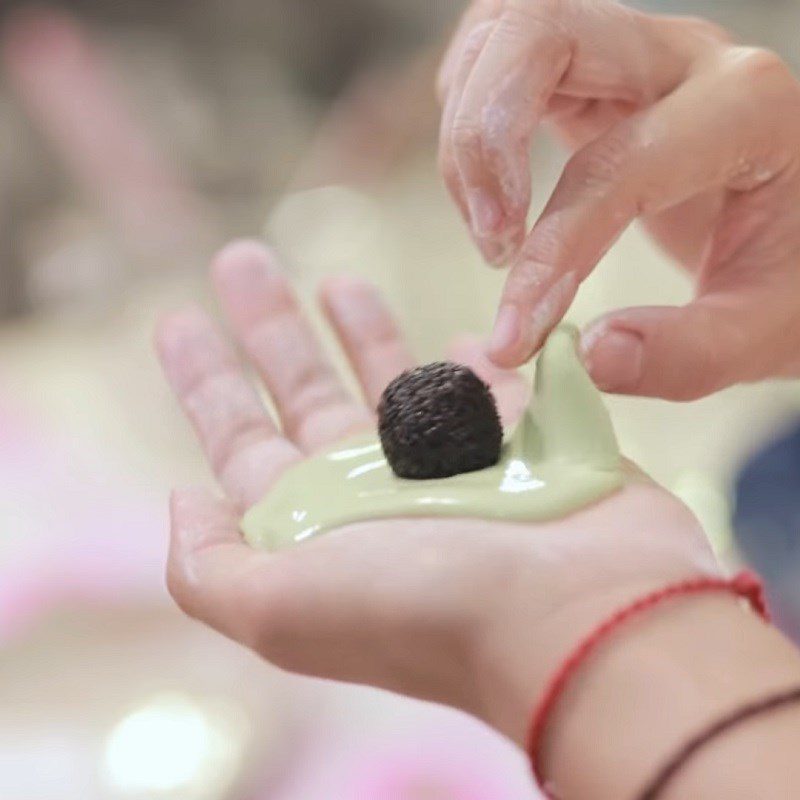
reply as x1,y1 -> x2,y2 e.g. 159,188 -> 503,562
449,7 -> 571,261
156,307 -> 300,509
212,240 -> 372,452
446,4 -> 714,267
582,182 -> 800,399
580,297 -> 767,401
545,96 -> 632,152
168,487 -> 291,648
436,0 -> 501,104
319,275 -> 414,408
642,190 -> 725,273
489,48 -> 795,367
542,12 -> 732,151
447,334 -> 529,427
438,18 -> 500,259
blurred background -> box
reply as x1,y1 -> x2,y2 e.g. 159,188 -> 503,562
2,1 -> 800,798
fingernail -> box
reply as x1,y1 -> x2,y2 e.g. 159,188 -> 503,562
482,226 -> 523,268
213,239 -> 275,293
212,239 -> 283,328
477,237 -> 506,266
583,328 -> 644,392
467,189 -> 503,237
488,305 -> 521,357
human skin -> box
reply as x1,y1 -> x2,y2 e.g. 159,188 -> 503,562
156,240 -> 800,797
437,0 -> 800,400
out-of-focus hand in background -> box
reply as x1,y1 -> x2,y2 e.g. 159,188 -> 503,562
3,2 -> 800,799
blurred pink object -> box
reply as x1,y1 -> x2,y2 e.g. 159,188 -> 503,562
348,739 -> 519,799
265,687 -> 540,800
0,393 -> 166,642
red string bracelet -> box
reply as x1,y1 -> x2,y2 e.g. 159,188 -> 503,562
526,570 -> 769,799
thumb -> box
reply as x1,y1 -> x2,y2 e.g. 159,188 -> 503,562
581,300 -> 769,401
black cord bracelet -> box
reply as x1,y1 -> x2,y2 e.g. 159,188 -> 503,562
637,685 -> 800,800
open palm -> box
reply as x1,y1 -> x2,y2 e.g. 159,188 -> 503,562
156,240 -> 717,746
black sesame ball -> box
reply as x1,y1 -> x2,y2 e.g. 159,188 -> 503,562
378,362 -> 503,480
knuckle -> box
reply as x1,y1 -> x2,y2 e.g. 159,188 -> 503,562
450,117 -> 482,154
506,259 -> 557,299
481,107 -> 514,150
519,216 -> 566,268
564,129 -> 635,194
477,125 -> 514,170
722,46 -> 790,86
462,18 -> 495,55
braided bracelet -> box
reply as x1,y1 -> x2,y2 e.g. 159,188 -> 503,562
527,571 -> 769,799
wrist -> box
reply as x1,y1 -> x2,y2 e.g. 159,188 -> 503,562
537,593 -> 800,799
474,566 -> 711,748
468,482 -> 722,750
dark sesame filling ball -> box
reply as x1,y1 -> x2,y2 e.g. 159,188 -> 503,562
377,362 -> 503,480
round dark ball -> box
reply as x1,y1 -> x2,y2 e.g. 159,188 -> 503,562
378,362 -> 503,480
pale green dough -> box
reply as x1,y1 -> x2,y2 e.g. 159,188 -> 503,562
242,324 -> 624,551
